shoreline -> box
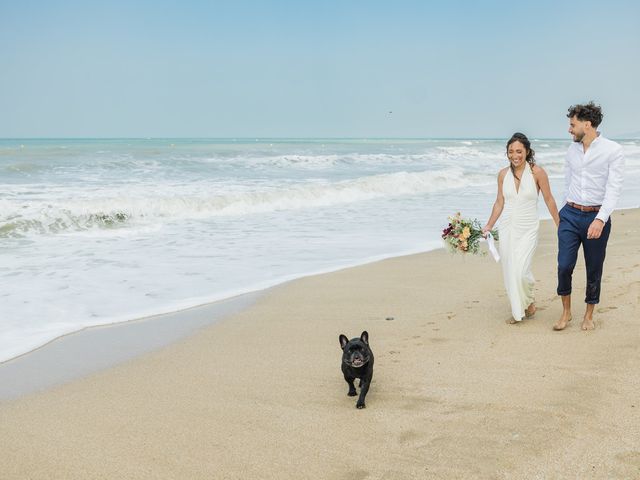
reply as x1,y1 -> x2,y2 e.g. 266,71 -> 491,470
0,244 -> 438,400
1,242 -> 440,368
2,206 -> 638,399
0,292 -> 261,401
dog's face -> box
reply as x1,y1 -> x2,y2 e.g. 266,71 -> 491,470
339,331 -> 371,368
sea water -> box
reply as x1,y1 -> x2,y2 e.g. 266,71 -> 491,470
2,138 -> 639,362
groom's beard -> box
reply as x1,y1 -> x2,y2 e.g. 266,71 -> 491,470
572,132 -> 585,143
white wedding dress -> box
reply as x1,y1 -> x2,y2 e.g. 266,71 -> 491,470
499,164 -> 539,321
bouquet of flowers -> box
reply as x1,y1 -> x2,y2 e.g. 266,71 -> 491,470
441,212 -> 498,255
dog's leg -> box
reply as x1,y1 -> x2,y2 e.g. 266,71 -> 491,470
344,375 -> 357,396
356,375 -> 372,409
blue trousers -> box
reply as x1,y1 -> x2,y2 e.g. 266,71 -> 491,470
557,205 -> 611,304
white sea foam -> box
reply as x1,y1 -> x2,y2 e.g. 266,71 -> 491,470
1,168 -> 493,237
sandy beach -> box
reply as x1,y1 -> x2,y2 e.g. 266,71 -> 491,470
1,209 -> 639,479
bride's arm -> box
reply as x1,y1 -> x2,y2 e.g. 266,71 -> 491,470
534,166 -> 560,227
483,169 -> 506,234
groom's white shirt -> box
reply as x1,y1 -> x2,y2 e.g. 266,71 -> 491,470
564,133 -> 625,223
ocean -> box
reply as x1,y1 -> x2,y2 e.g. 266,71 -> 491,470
1,138 -> 639,363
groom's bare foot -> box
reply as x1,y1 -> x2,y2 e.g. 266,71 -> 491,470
553,313 -> 572,331
525,303 -> 536,318
581,316 -> 595,330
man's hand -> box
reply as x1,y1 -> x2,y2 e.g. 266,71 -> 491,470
587,219 -> 605,239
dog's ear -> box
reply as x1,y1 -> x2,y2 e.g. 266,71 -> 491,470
360,331 -> 369,344
339,334 -> 349,349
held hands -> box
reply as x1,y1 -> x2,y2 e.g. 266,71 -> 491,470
587,219 -> 605,239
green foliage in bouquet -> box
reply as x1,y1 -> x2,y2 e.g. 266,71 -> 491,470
441,212 -> 498,254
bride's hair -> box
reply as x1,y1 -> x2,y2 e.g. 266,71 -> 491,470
506,132 -> 536,166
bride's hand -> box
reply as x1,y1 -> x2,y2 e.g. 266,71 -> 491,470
481,225 -> 491,237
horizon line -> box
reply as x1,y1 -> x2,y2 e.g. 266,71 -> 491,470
1,134 -> 638,142
0,136 -> 588,141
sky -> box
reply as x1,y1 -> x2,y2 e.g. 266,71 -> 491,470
1,0 -> 639,138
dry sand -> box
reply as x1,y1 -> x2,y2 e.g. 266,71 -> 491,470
1,210 -> 639,479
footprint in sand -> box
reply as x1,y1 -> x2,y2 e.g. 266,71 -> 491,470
613,281 -> 640,299
344,470 -> 370,480
596,306 -> 618,313
615,451 -> 640,468
398,429 -> 423,444
401,395 -> 441,411
429,337 -> 448,343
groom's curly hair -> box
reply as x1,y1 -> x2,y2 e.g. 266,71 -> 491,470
567,101 -> 603,128
506,132 -> 535,166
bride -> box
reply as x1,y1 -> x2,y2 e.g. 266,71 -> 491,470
483,132 -> 560,323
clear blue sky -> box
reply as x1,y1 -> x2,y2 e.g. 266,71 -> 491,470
1,0 -> 638,138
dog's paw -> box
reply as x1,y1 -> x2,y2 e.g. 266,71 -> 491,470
348,390 -> 357,397
356,402 -> 366,409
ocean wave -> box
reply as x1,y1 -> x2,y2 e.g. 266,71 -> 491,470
182,147 -> 507,170
204,152 -> 451,170
436,145 -> 495,158
0,168 -> 492,237
2,162 -> 47,174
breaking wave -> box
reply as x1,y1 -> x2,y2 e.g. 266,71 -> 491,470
1,168 -> 492,237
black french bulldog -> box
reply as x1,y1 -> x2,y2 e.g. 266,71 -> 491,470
339,331 -> 374,409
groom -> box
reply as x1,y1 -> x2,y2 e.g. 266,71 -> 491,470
554,102 -> 625,331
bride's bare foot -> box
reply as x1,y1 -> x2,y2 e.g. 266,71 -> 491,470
581,316 -> 595,330
553,313 -> 572,331
525,303 -> 536,318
